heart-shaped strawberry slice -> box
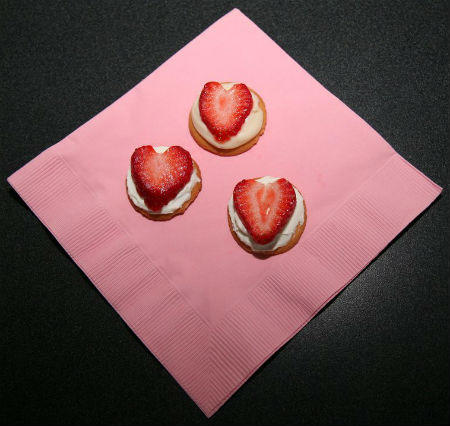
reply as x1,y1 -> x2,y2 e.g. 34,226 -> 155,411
131,146 -> 193,211
233,178 -> 297,245
199,82 -> 253,142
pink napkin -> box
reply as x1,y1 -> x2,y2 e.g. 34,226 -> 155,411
8,9 -> 441,417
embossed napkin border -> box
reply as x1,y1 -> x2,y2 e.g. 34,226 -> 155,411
8,145 -> 441,416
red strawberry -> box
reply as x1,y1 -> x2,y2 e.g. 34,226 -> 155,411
131,146 -> 193,211
233,178 -> 297,245
199,82 -> 253,142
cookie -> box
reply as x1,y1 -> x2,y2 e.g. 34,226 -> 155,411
126,145 -> 202,221
189,82 -> 266,156
227,176 -> 306,256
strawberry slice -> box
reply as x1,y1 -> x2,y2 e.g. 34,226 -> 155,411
233,178 -> 297,245
199,82 -> 253,142
131,146 -> 193,211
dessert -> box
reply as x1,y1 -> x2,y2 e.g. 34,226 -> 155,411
126,145 -> 202,220
189,82 -> 266,156
228,176 -> 306,255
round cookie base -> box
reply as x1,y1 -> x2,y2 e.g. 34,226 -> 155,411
189,87 -> 267,156
228,199 -> 307,257
127,161 -> 202,221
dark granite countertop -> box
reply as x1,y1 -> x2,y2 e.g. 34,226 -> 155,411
1,1 -> 448,424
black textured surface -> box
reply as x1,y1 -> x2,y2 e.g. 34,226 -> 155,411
1,1 -> 448,425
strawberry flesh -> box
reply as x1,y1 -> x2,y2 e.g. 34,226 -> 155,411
131,146 -> 193,211
233,178 -> 297,245
199,82 -> 253,142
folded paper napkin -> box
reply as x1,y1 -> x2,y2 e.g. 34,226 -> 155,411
8,9 -> 442,417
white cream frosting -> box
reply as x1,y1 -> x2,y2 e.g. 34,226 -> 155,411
191,82 -> 264,149
127,146 -> 201,215
228,176 -> 305,252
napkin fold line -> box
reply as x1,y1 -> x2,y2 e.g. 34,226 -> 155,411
8,151 -> 441,417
